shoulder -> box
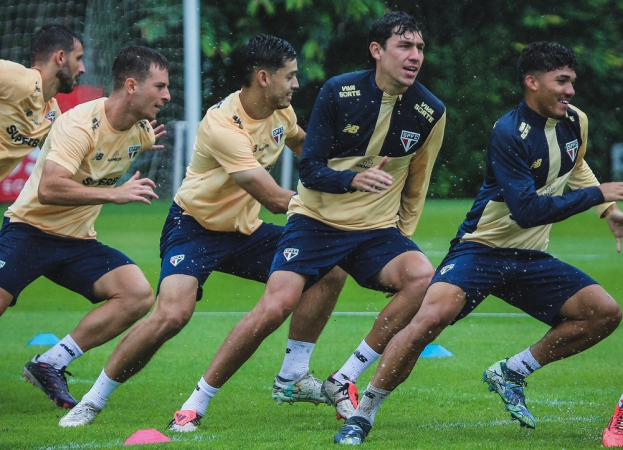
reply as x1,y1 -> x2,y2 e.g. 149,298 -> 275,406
406,82 -> 445,115
0,61 -> 39,97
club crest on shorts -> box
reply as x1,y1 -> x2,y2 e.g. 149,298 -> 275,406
283,248 -> 299,261
565,139 -> 578,162
400,130 -> 420,152
272,125 -> 285,145
128,145 -> 141,161
440,263 -> 454,275
170,254 -> 185,267
0,260 -> 5,268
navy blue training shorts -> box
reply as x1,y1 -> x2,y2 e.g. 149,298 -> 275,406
270,213 -> 420,291
158,202 -> 283,300
0,218 -> 134,305
431,241 -> 598,326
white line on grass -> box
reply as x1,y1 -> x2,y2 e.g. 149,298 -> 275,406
36,435 -> 215,450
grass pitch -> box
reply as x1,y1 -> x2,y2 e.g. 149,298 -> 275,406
0,199 -> 621,450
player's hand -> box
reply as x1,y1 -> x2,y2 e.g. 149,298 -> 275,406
149,120 -> 167,151
113,171 -> 159,205
604,205 -> 623,253
350,156 -> 393,193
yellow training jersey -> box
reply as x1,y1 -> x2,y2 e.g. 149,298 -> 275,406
174,91 -> 298,235
0,60 -> 60,180
6,98 -> 155,239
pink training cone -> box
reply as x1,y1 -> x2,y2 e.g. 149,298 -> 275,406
123,429 -> 171,445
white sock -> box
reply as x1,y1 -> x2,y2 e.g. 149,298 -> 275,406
38,334 -> 84,370
180,377 -> 219,417
355,383 -> 391,425
335,340 -> 380,384
506,348 -> 542,378
81,369 -> 121,410
277,339 -> 314,382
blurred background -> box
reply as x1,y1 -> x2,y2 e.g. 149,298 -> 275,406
2,0 -> 622,200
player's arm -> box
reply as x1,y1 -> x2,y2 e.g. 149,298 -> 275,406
397,112 -> 446,236
38,162 -> 158,206
230,168 -> 294,214
285,125 -> 305,158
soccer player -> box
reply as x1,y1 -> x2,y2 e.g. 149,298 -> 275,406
0,45 -> 170,409
165,10 -> 446,432
0,24 -> 85,181
58,34 -> 346,428
334,41 -> 623,445
603,395 -> 623,447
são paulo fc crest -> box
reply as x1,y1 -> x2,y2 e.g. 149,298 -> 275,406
400,130 -> 420,152
565,139 -> 579,162
170,254 -> 185,267
44,110 -> 56,123
283,248 -> 299,261
128,145 -> 141,161
272,125 -> 285,145
440,264 -> 454,275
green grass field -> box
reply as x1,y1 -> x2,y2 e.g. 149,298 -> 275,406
0,199 -> 621,450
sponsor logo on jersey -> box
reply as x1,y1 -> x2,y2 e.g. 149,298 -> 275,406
272,125 -> 285,145
400,130 -> 420,152
283,248 -> 299,261
355,157 -> 373,170
232,115 -> 243,129
5,125 -> 40,148
440,264 -> 454,275
253,139 -> 269,154
339,84 -> 361,98
25,109 -> 33,117
92,152 -> 104,161
82,176 -> 120,186
128,145 -> 141,161
44,110 -> 56,123
170,254 -> 185,266
107,151 -> 122,162
138,120 -> 149,130
35,81 -> 41,93
414,101 -> 435,123
529,159 -> 542,170
519,122 -> 531,139
343,124 -> 359,134
91,117 -> 100,131
0,260 -> 5,268
565,139 -> 578,161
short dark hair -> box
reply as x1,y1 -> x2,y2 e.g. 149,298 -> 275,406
111,46 -> 169,91
236,35 -> 297,87
517,41 -> 579,90
368,11 -> 423,67
29,24 -> 82,65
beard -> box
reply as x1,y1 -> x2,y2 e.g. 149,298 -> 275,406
56,62 -> 77,94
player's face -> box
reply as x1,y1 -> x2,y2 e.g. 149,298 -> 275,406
372,29 -> 424,95
135,66 -> 171,121
56,39 -> 85,94
531,66 -> 576,120
265,59 -> 299,110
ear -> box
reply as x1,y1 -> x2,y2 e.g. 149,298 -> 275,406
369,42 -> 382,62
524,74 -> 539,92
124,77 -> 139,94
256,69 -> 269,88
52,49 -> 65,67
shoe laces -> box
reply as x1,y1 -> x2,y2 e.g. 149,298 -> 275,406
610,408 -> 623,434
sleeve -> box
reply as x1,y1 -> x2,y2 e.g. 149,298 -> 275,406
197,118 -> 260,174
44,115 -> 93,175
565,110 -> 614,217
491,126 -> 604,228
298,81 -> 358,193
284,106 -> 299,139
138,120 -> 156,154
398,111 -> 446,236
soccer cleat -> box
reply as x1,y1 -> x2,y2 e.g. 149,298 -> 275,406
603,396 -> 623,447
333,416 -> 372,445
22,356 -> 77,409
59,401 -> 102,427
322,373 -> 359,421
167,409 -> 202,432
483,359 -> 536,429
272,372 -> 331,405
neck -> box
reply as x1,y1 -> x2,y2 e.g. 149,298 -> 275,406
104,94 -> 139,131
32,66 -> 59,103
239,87 -> 274,120
375,73 -> 408,96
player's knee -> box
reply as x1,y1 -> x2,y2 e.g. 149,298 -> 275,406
322,266 -> 348,291
124,281 -> 154,319
398,263 -> 435,295
595,298 -> 622,335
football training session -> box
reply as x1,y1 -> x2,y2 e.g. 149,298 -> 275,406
1,1 -> 623,449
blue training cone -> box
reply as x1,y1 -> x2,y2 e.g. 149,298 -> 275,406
27,333 -> 60,346
420,344 -> 453,358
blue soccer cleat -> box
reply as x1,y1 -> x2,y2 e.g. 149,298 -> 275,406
334,416 -> 372,445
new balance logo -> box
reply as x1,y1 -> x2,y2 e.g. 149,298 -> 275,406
440,264 -> 454,275
170,255 -> 185,266
519,122 -> 531,139
60,343 -> 76,357
354,350 -> 368,363
343,124 -> 359,134
283,248 -> 299,261
529,159 -> 542,169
